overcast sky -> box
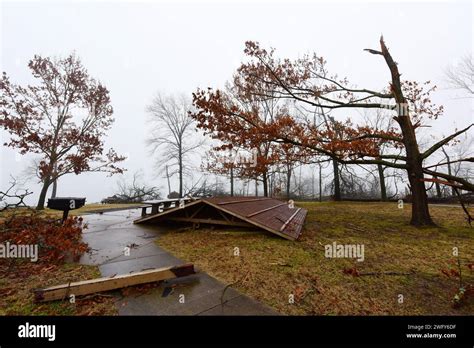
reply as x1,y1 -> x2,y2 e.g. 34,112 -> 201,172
1,0 -> 472,204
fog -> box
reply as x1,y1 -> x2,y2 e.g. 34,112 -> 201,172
1,0 -> 472,204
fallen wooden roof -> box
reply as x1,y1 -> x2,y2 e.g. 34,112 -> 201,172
134,196 -> 307,241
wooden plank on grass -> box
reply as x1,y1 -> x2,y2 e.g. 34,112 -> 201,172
33,263 -> 195,303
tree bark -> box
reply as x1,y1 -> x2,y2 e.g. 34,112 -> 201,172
286,166 -> 292,199
166,165 -> 171,196
50,162 -> 58,198
230,167 -> 234,197
442,148 -> 455,196
434,175 -> 442,198
379,37 -> 434,226
36,176 -> 51,210
396,112 -> 433,225
319,164 -> 322,202
377,163 -> 387,201
178,150 -> 183,198
51,178 -> 57,199
263,172 -> 268,197
405,155 -> 433,226
333,159 -> 341,201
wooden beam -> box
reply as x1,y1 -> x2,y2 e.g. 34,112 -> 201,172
216,198 -> 272,205
203,200 -> 298,241
190,204 -> 205,218
33,264 -> 195,303
133,200 -> 203,224
166,217 -> 252,227
280,208 -> 301,232
246,203 -> 286,217
217,209 -> 231,222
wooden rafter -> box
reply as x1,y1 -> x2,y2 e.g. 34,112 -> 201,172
246,203 -> 286,218
166,217 -> 252,227
280,208 -> 302,232
217,197 -> 272,205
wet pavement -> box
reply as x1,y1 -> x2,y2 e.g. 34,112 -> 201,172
79,209 -> 277,315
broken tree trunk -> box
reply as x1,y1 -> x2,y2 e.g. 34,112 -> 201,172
33,264 -> 195,302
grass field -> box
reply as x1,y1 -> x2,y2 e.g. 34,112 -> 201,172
156,201 -> 474,315
0,262 -> 117,315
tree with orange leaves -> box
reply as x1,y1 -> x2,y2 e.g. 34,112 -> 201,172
193,37 -> 473,226
1,54 -> 125,210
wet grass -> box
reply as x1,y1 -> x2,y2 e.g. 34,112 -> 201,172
0,261 -> 118,315
156,201 -> 473,315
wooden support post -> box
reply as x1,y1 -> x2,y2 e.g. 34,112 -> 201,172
33,264 -> 195,303
61,209 -> 70,224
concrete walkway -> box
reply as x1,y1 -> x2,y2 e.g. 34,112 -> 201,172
79,209 -> 276,315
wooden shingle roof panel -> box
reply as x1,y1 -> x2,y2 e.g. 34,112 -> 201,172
134,196 -> 307,240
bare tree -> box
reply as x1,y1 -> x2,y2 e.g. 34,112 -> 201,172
146,93 -> 204,198
445,54 -> 474,95
115,171 -> 161,202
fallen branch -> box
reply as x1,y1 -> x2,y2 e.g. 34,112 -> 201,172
453,187 -> 473,227
0,176 -> 33,212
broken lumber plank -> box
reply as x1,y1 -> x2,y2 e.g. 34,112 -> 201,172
33,263 -> 195,303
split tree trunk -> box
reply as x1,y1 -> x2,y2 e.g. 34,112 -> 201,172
379,37 -> 434,226
398,118 -> 433,225
405,155 -> 433,226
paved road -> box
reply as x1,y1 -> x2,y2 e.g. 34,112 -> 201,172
79,209 -> 276,315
